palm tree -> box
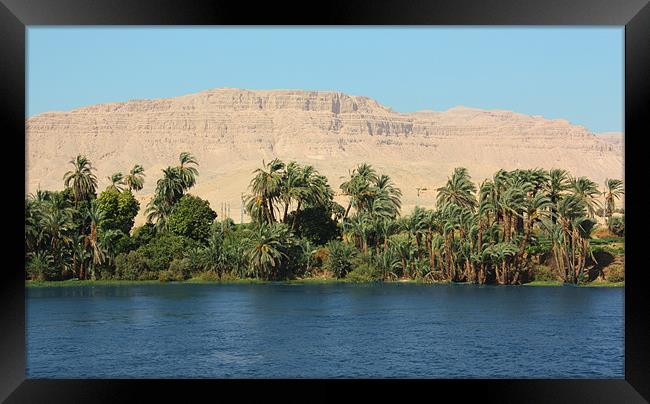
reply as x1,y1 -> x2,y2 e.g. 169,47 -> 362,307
279,161 -> 303,223
278,162 -> 332,226
571,176 -> 601,218
27,251 -> 55,281
392,237 -> 414,279
485,242 -> 518,284
178,152 -> 199,190
84,201 -> 106,280
63,155 -> 98,204
155,167 -> 184,206
340,163 -> 378,219
375,174 -> 402,218
107,172 -> 125,192
70,235 -> 90,280
145,196 -> 174,232
343,213 -> 373,254
517,192 -> 552,269
542,194 -> 594,284
99,229 -> 123,269
39,203 -> 74,276
374,245 -> 402,280
125,164 -> 145,192
326,240 -> 357,278
248,159 -> 285,224
603,178 -> 624,231
436,167 -> 477,212
243,223 -> 289,280
544,169 -> 570,223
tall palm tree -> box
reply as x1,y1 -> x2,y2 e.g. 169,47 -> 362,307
279,161 -> 304,223
544,169 -> 570,223
145,196 -> 174,232
63,155 -> 98,204
177,152 -> 199,190
542,194 -> 594,284
125,164 -> 145,192
436,167 -> 477,212
107,172 -> 125,192
571,176 -> 601,218
340,163 -> 378,219
603,178 -> 624,231
155,167 -> 184,206
374,174 -> 402,219
84,201 -> 105,280
248,159 -> 285,224
39,202 -> 74,276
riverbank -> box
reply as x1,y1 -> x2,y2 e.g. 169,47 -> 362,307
26,278 -> 624,288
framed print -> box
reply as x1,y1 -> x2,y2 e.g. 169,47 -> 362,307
2,0 -> 649,402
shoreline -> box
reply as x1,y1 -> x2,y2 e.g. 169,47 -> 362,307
25,279 -> 625,288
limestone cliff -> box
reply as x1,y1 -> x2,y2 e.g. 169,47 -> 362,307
26,88 -> 624,223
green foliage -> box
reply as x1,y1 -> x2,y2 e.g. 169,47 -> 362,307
158,269 -> 185,282
532,265 -> 558,282
243,222 -> 294,280
346,263 -> 382,282
194,271 -> 220,282
131,223 -> 156,248
114,250 -> 150,280
114,233 -> 135,255
96,188 -> 140,234
168,257 -> 193,280
26,251 -> 58,281
26,156 -> 627,286
609,215 -> 624,236
325,240 -> 356,278
287,205 -> 340,245
166,194 -> 217,242
136,233 -> 200,273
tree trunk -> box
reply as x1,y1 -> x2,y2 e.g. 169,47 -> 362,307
291,201 -> 302,230
344,202 -> 352,219
283,202 -> 289,223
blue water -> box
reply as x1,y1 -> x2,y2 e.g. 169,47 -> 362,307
26,283 -> 624,378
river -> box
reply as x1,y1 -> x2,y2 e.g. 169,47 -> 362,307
26,283 -> 624,378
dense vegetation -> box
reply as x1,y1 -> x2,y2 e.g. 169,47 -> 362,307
25,154 -> 625,285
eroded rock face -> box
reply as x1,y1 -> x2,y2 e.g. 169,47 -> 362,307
26,88 -> 624,223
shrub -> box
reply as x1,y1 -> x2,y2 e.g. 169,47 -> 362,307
346,263 -> 382,283
26,251 -> 58,281
218,272 -> 241,282
158,269 -> 185,282
168,258 -> 193,280
114,233 -> 136,255
532,265 -> 558,282
132,223 -> 157,247
195,271 -> 220,282
115,250 -> 150,280
136,233 -> 200,273
606,264 -> 625,283
609,215 -> 624,237
325,240 -> 356,278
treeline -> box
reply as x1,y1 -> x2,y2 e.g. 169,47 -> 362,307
25,154 -> 625,284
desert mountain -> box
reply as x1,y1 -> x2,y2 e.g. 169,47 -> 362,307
26,88 -> 624,224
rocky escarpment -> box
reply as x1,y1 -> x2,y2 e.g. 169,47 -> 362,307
26,88 -> 624,223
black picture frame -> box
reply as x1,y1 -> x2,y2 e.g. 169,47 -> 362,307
2,0 -> 648,402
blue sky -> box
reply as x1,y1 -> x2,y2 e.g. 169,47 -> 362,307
27,27 -> 623,133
